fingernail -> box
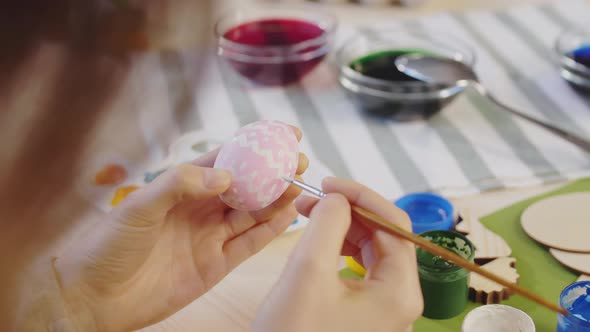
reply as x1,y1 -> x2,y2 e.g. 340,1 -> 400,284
204,168 -> 231,189
290,126 -> 302,139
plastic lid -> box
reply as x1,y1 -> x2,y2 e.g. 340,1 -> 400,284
394,192 -> 454,234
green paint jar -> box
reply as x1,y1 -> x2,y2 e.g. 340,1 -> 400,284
417,230 -> 474,320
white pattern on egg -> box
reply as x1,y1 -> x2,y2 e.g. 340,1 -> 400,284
213,120 -> 299,211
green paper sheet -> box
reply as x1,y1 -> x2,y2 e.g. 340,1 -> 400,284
339,179 -> 590,331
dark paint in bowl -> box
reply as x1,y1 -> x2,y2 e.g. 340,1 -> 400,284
336,31 -> 474,121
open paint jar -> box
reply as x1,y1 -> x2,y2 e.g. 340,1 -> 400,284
337,30 -> 473,121
215,8 -> 336,86
555,27 -> 590,92
417,230 -> 474,319
557,281 -> 590,332
462,304 -> 535,332
394,192 -> 454,234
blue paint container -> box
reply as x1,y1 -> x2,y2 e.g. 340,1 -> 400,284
394,192 -> 454,234
557,281 -> 590,332
556,28 -> 590,92
570,45 -> 590,69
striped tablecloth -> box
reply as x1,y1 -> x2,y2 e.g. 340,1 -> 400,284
114,0 -> 590,203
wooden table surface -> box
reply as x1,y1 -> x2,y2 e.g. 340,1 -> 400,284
134,0 -> 571,330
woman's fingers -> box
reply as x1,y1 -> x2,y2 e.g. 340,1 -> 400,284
190,147 -> 221,168
296,153 -> 308,175
222,205 -> 297,270
116,164 -> 231,223
297,194 -> 372,255
249,173 -> 305,223
289,125 -> 302,142
321,177 -> 412,233
289,194 -> 352,274
294,195 -> 319,216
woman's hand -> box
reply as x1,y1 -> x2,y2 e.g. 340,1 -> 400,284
253,178 -> 423,332
54,127 -> 308,332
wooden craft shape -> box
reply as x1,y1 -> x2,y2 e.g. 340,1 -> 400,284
521,193 -> 590,253
456,208 -> 512,261
550,248 -> 590,275
469,257 -> 519,304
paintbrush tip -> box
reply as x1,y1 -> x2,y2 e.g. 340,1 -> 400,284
282,176 -> 295,183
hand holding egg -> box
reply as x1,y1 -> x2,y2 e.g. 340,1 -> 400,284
214,120 -> 301,211
54,121 -> 308,332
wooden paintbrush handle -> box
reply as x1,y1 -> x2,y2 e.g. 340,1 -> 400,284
351,206 -> 567,316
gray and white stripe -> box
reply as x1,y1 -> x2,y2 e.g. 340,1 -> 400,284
190,0 -> 590,199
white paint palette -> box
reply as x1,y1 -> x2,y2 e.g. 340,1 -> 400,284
520,193 -> 590,253
79,128 -> 334,233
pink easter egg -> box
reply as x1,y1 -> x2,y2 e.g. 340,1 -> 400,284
214,120 -> 299,211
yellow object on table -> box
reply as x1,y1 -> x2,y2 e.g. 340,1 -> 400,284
345,256 -> 366,276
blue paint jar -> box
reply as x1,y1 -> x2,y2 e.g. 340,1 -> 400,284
394,192 -> 454,234
557,281 -> 590,332
571,45 -> 590,69
556,28 -> 590,92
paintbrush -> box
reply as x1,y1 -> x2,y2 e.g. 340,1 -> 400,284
283,177 -> 567,316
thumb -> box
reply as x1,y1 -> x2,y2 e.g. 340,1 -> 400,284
116,164 -> 231,222
366,229 -> 416,285
290,194 -> 351,275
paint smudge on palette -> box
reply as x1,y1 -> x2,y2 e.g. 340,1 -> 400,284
144,168 -> 167,183
111,185 -> 140,206
94,163 -> 128,186
191,141 -> 211,153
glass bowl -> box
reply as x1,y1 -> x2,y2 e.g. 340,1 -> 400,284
215,8 -> 337,86
555,27 -> 590,92
336,30 -> 475,121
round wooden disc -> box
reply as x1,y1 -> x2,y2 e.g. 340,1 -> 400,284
550,248 -> 590,275
521,193 -> 590,253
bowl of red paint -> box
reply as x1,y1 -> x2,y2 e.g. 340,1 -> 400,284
215,8 -> 337,86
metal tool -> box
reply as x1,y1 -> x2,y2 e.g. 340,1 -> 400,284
283,177 -> 326,198
395,53 -> 590,154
